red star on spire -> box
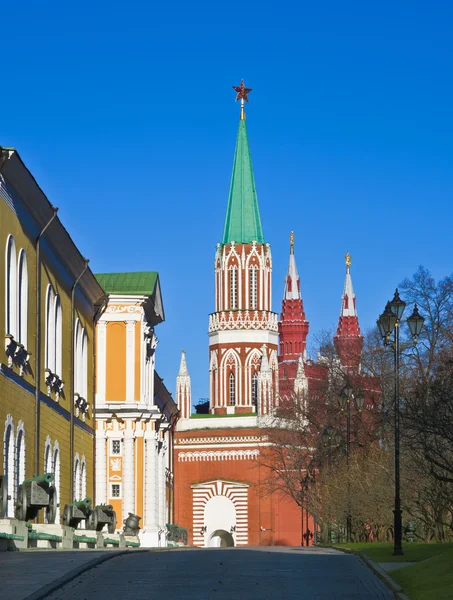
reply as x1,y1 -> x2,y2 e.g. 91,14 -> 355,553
232,80 -> 252,103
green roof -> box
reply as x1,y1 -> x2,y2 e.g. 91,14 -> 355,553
221,118 -> 264,245
95,272 -> 158,296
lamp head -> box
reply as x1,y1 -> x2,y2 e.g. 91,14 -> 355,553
389,288 -> 406,320
407,304 -> 425,341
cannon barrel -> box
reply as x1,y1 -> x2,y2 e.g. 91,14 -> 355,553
23,473 -> 54,485
96,504 -> 113,512
72,498 -> 92,510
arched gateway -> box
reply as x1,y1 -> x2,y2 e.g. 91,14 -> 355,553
192,480 -> 249,547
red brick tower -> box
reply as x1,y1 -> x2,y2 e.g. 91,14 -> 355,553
334,253 -> 364,372
174,82 -> 308,548
278,232 -> 310,396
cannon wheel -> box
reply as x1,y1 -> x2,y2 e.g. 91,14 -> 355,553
62,504 -> 73,528
46,485 -> 58,524
108,514 -> 117,534
87,510 -> 98,531
14,484 -> 27,521
0,475 -> 8,518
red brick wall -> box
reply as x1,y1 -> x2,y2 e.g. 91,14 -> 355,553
174,427 -> 314,546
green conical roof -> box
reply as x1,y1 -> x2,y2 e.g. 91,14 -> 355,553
221,118 -> 264,245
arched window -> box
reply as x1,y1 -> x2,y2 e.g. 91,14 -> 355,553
17,250 -> 28,347
74,319 -> 81,394
80,457 -> 86,500
15,422 -> 26,495
54,295 -> 62,376
230,268 -> 238,309
81,328 -> 88,399
3,416 -> 15,516
44,436 -> 52,473
250,266 -> 258,309
73,455 -> 80,501
252,372 -> 258,406
229,372 -> 235,406
53,442 -> 60,522
5,236 -> 17,338
46,286 -> 56,371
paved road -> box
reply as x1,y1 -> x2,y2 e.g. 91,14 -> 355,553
0,550 -> 119,600
46,547 -> 394,599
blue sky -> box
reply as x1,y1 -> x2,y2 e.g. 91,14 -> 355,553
3,1 -> 453,405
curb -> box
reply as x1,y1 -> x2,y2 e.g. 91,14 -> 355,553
329,545 -> 409,600
22,548 -> 148,600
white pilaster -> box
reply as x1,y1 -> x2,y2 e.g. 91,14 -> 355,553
123,422 -> 135,522
96,321 -> 107,403
95,425 -> 107,504
158,437 -> 167,528
144,429 -> 158,528
126,321 -> 135,402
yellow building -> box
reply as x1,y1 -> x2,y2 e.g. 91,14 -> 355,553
0,147 -> 104,522
94,273 -> 178,546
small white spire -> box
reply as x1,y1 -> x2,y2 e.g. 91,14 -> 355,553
341,252 -> 357,317
294,354 -> 308,396
260,344 -> 270,372
178,350 -> 188,376
176,350 -> 191,420
284,231 -> 300,300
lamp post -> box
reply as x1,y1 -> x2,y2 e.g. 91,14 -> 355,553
321,426 -> 342,544
301,469 -> 316,546
338,385 -> 364,543
377,289 -> 424,556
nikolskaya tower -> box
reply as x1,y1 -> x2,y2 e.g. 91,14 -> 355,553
208,80 -> 279,416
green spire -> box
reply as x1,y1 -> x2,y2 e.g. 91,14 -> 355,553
221,118 -> 264,245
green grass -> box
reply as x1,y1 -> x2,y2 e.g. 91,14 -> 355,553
336,542 -> 453,563
336,543 -> 453,599
391,551 -> 453,600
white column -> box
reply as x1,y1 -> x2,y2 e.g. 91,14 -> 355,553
144,430 -> 158,528
95,426 -> 107,504
97,321 -> 107,403
126,320 -> 135,402
158,438 -> 167,528
123,422 -> 135,522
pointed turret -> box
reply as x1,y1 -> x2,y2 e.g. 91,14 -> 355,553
176,350 -> 191,419
258,345 -> 274,416
278,231 -> 309,361
294,355 -> 308,397
221,113 -> 264,245
334,253 -> 364,371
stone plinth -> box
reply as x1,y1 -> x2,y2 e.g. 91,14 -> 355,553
0,518 -> 28,551
28,524 -> 73,549
72,529 -> 104,549
103,533 -> 126,548
124,535 -> 141,548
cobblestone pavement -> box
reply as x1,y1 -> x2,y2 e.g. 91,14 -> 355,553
1,550 -> 120,600
46,546 -> 394,599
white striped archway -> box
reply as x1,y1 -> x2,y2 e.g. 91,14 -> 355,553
191,480 -> 249,547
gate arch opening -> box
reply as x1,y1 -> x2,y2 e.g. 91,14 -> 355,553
208,529 -> 235,547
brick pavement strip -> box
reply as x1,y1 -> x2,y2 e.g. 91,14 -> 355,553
0,550 -> 132,600
44,547 -> 395,600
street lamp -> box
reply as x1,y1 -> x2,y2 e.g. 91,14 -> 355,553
301,469 -> 316,547
338,384 -> 364,543
322,426 -> 342,544
377,289 -> 424,556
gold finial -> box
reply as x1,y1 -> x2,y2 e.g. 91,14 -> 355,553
290,231 -> 295,253
345,252 -> 351,271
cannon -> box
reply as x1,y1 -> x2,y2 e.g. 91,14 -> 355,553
0,474 -> 9,518
15,473 -> 57,523
61,498 -> 92,529
123,513 -> 141,536
87,504 -> 117,533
